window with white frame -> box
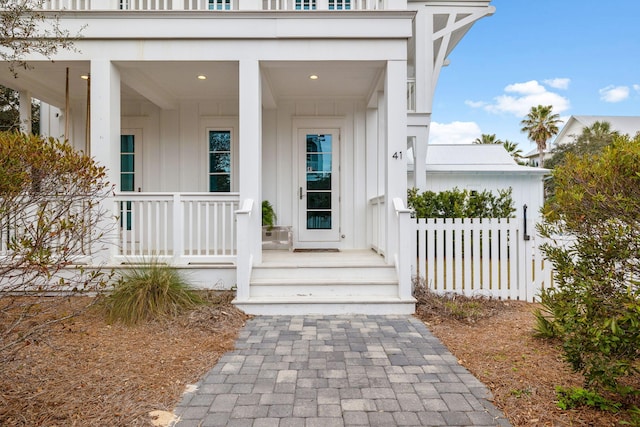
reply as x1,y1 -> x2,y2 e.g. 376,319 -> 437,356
295,0 -> 316,9
209,0 -> 231,10
208,130 -> 231,192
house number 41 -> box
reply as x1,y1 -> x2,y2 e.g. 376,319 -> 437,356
392,151 -> 403,159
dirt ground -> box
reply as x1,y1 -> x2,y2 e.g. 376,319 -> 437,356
0,292 -> 636,426
415,298 -> 634,426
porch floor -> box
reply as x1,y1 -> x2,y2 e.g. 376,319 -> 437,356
258,249 -> 388,267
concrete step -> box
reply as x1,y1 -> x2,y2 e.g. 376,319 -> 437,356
251,265 -> 398,283
249,265 -> 399,298
233,296 -> 417,315
239,264 -> 416,314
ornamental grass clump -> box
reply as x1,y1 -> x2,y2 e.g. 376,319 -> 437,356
105,262 -> 204,325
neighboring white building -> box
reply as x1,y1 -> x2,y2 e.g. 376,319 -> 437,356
421,145 -> 546,218
523,115 -> 640,166
522,146 -> 551,167
0,0 -> 499,314
553,115 -> 640,146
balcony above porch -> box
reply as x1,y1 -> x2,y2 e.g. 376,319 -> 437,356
38,0 -> 407,12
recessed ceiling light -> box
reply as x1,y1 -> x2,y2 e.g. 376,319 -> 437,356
80,75 -> 89,80
309,74 -> 319,80
197,75 -> 207,80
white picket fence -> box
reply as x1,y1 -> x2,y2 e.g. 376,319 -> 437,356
414,218 -> 553,302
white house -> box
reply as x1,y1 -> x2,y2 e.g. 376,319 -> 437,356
523,115 -> 640,166
0,0 -> 498,314
412,144 -> 547,221
553,115 -> 640,146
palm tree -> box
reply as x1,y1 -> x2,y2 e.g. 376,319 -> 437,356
576,120 -> 618,145
546,121 -> 619,169
472,133 -> 501,145
520,105 -> 562,168
502,140 -> 523,164
472,133 -> 524,163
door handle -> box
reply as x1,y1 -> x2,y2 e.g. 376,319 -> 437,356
299,187 -> 304,200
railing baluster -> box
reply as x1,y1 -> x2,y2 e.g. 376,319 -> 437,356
221,204 -> 227,254
213,201 -> 219,255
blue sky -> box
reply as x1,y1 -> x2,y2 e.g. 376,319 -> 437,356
430,0 -> 640,153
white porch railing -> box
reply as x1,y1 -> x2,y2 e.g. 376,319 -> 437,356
234,198 -> 254,301
263,0 -> 381,11
113,192 -> 239,265
368,194 -> 385,255
415,217 -> 554,302
393,198 -> 412,300
35,0 -> 384,11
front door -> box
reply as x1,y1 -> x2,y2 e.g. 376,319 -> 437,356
297,130 -> 340,245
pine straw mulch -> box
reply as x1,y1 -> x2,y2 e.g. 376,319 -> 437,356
1,289 -> 638,426
0,291 -> 250,427
414,287 -> 639,427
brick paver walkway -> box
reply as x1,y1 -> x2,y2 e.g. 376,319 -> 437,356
173,315 -> 511,426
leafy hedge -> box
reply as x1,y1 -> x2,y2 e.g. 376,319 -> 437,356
407,187 -> 515,219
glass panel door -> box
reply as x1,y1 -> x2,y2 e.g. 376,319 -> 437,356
298,130 -> 340,244
306,134 -> 332,230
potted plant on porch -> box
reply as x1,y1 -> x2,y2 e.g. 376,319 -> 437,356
262,200 -> 276,232
262,201 -> 292,250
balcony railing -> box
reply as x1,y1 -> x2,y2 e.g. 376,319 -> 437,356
37,0 -> 384,11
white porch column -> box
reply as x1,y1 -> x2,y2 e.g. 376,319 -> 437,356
90,60 -> 121,265
384,60 -> 407,262
386,0 -> 407,10
238,0 -> 262,9
408,112 -> 431,191
93,0 -> 119,10
238,59 -> 262,264
414,8 -> 433,114
19,90 -> 32,134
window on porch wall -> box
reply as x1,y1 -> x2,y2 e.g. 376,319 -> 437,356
209,0 -> 231,10
295,0 -> 315,10
329,0 -> 350,10
120,135 -> 135,230
209,130 -> 231,192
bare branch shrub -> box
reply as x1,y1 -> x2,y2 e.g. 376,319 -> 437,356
1,0 -> 80,77
0,131 -> 114,360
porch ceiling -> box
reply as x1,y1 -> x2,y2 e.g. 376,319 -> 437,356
261,61 -> 385,103
0,60 -> 385,110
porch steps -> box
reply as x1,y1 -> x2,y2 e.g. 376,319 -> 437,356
234,263 -> 416,315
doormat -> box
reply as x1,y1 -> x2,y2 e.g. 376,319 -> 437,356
293,248 -> 340,253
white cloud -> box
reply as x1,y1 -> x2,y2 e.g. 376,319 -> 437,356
464,100 -> 486,108
466,80 -> 571,117
599,85 -> 630,103
505,80 -> 547,95
544,78 -> 571,90
430,121 -> 482,145
633,84 -> 640,94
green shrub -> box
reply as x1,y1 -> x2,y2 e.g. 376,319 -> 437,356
537,134 -> 640,395
105,262 -> 204,325
408,187 -> 515,218
555,386 -> 622,412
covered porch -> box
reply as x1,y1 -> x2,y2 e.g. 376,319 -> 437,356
3,55 -> 413,312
